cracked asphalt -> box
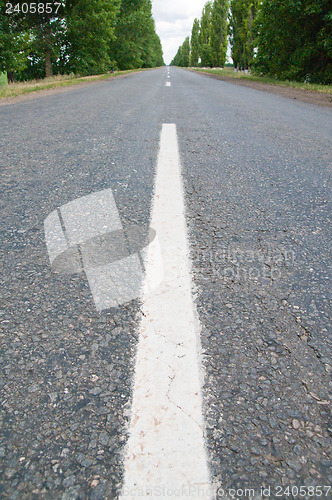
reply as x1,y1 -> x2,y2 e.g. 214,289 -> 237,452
0,67 -> 331,499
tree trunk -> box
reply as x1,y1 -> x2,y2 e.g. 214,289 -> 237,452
7,71 -> 15,84
44,19 -> 53,78
45,49 -> 53,77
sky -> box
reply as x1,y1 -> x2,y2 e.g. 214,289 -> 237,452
151,0 -> 208,65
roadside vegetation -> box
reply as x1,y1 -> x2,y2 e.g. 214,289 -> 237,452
0,71 -> 7,85
190,67 -> 332,95
0,0 -> 164,85
171,0 -> 331,86
0,69 -> 151,99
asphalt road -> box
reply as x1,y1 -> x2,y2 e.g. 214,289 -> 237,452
0,67 -> 331,499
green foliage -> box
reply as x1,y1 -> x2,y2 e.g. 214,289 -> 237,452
111,0 -> 164,70
210,0 -> 229,67
199,1 -> 213,67
0,2 -> 31,80
253,0 -> 332,84
171,46 -> 182,67
171,0 -> 330,84
190,18 -> 200,67
181,37 -> 190,67
170,37 -> 190,67
172,0 -> 229,69
66,0 -> 120,75
0,0 -> 69,79
0,21 -> 30,80
0,0 -> 163,81
230,0 -> 259,69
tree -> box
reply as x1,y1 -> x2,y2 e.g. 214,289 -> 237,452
230,0 -> 259,70
170,37 -> 190,67
170,45 -> 182,66
0,0 -> 71,78
181,36 -> 190,67
0,0 -> 163,81
144,31 -> 164,68
190,18 -> 200,67
66,0 -> 120,75
0,3 -> 31,81
111,0 -> 164,70
200,1 -> 213,67
253,0 -> 332,84
210,0 -> 229,67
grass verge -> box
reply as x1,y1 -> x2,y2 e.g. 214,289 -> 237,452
0,69 -> 150,100
0,73 -> 7,86
189,67 -> 331,95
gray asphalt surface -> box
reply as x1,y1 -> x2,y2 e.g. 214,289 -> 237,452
0,67 -> 331,499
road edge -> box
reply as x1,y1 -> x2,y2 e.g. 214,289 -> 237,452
0,68 -> 159,107
185,68 -> 332,108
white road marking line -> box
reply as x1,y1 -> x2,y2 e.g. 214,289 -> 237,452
166,81 -> 171,87
120,124 -> 211,499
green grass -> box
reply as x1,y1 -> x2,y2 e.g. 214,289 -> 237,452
0,73 -> 7,86
0,68 -> 152,99
190,67 -> 331,95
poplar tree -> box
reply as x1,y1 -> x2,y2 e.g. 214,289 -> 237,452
66,0 -> 120,75
170,37 -> 190,67
170,45 -> 182,66
171,0 -> 331,83
111,0 -> 163,70
200,1 -> 213,67
230,0 -> 258,70
190,18 -> 200,67
181,36 -> 190,67
210,0 -> 229,67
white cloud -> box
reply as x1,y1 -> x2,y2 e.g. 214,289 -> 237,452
152,0 -> 208,65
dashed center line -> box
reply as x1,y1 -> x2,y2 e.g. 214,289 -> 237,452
166,81 -> 171,87
120,124 -> 211,499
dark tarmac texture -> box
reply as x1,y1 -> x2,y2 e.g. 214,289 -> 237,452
0,68 -> 331,499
